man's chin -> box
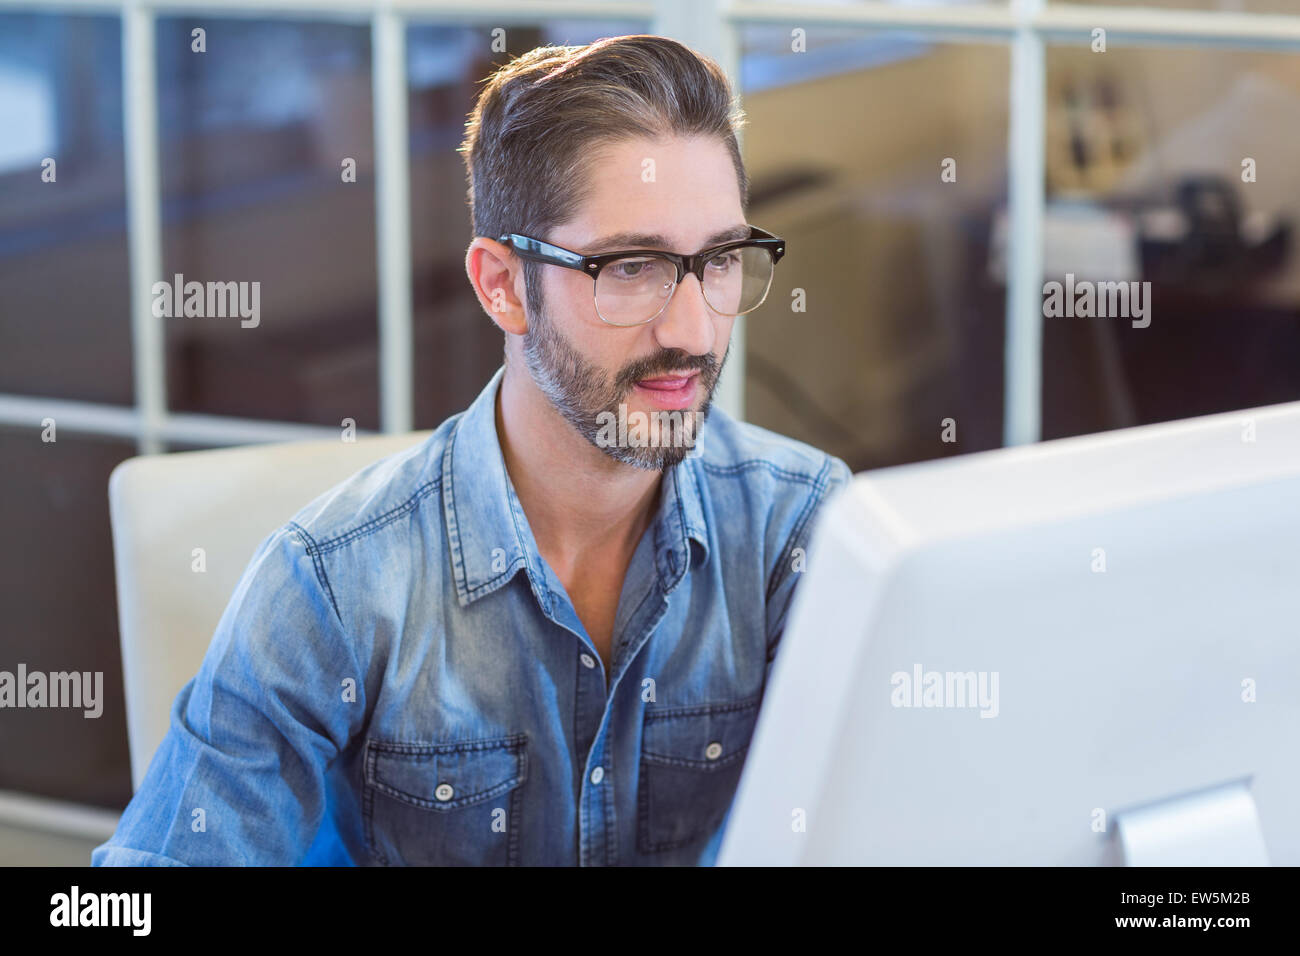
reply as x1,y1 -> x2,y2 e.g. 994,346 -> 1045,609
587,394 -> 712,470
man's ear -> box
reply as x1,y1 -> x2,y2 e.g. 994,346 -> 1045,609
465,237 -> 528,337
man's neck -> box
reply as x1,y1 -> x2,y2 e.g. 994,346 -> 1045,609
495,362 -> 662,573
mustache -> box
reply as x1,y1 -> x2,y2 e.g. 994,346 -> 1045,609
613,349 -> 720,393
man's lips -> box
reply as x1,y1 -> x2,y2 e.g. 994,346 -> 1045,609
632,371 -> 701,409
636,373 -> 697,389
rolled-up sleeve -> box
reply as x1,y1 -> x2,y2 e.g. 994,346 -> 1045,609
93,524 -> 367,866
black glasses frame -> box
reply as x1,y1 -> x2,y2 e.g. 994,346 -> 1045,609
497,225 -> 787,326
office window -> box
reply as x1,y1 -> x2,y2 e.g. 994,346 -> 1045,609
157,18 -> 382,429
739,26 -> 1010,470
1040,44 -> 1300,439
0,14 -> 131,406
0,427 -> 135,808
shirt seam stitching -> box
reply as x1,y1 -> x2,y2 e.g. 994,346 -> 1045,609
287,521 -> 343,622
764,457 -> 834,606
306,478 -> 443,556
698,459 -> 823,485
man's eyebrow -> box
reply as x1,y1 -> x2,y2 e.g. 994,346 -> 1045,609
584,224 -> 752,254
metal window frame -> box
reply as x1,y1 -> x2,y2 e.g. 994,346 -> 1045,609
1,0 -> 1299,833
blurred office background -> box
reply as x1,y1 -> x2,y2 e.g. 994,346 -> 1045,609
2,0 -> 1299,861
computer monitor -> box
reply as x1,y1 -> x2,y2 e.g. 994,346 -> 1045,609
718,401 -> 1300,866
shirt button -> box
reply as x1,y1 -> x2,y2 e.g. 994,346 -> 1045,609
434,783 -> 454,801
704,741 -> 723,760
590,766 -> 604,784
580,653 -> 596,669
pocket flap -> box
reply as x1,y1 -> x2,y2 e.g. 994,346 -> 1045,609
365,734 -> 527,810
642,697 -> 761,769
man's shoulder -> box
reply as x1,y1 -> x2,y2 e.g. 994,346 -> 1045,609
694,405 -> 850,492
281,415 -> 460,555
690,408 -> 852,584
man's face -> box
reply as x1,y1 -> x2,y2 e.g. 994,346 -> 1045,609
519,134 -> 743,469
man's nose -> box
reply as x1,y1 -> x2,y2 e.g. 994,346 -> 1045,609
652,274 -> 717,356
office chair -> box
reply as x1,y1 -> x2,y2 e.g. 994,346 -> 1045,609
108,430 -> 432,792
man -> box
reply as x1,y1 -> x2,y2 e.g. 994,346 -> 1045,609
93,34 -> 850,867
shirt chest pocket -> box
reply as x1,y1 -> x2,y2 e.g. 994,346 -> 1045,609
363,734 -> 527,866
637,696 -> 762,855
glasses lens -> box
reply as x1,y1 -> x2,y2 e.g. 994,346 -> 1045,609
594,256 -> 677,326
593,246 -> 776,325
701,246 -> 774,317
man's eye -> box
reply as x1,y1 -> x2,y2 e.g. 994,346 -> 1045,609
609,258 -> 656,280
707,251 -> 741,270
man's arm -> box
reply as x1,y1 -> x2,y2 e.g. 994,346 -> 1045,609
93,524 -> 368,865
764,456 -> 853,685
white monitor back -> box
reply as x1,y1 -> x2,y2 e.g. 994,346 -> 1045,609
719,402 -> 1300,865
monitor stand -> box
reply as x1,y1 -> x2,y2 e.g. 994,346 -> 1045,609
1114,778 -> 1269,866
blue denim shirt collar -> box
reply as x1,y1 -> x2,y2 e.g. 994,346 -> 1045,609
441,366 -> 709,610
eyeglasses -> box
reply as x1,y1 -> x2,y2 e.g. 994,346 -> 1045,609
498,225 -> 786,327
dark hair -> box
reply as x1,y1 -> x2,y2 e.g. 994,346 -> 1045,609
459,34 -> 750,316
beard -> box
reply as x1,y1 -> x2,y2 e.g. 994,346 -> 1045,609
521,297 -> 724,471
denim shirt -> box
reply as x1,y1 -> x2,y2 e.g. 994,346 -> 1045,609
92,367 -> 850,866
